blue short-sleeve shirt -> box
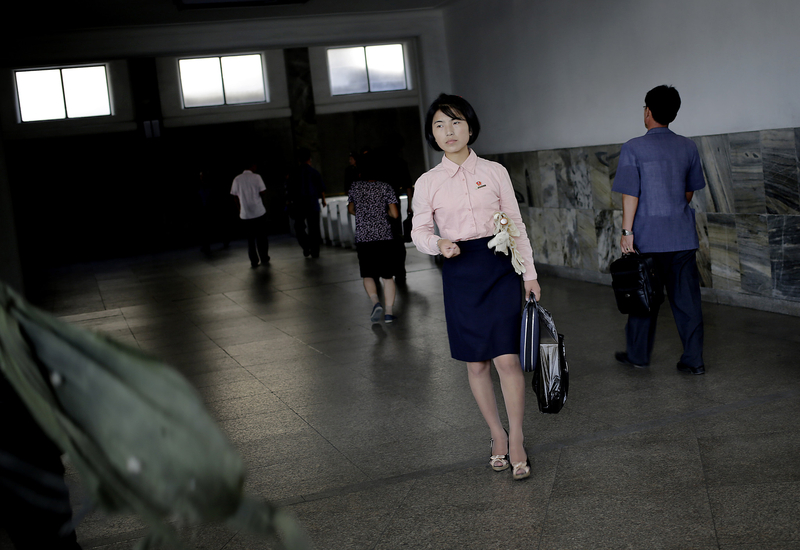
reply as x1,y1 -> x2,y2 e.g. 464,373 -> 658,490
612,127 -> 706,253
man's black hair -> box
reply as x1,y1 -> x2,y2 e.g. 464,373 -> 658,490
424,93 -> 481,151
645,85 -> 681,125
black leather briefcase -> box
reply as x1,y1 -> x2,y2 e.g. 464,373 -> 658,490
610,252 -> 664,316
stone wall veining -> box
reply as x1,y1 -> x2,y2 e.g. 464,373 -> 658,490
485,126 -> 800,307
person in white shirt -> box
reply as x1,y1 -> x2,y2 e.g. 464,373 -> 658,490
230,164 -> 270,267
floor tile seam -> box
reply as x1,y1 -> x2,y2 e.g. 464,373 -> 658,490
704,479 -> 800,492
277,400 -> 374,479
369,478 -> 420,550
535,446 -> 563,550
274,458 -> 483,508
271,391 -> 798,510
693,430 -> 722,548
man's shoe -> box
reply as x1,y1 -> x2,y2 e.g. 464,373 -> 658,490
615,351 -> 648,369
370,302 -> 384,323
677,361 -> 705,375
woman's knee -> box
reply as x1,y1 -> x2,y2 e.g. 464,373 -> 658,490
493,354 -> 522,375
466,360 -> 491,376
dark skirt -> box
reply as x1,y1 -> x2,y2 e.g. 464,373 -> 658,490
356,240 -> 398,279
442,237 -> 522,362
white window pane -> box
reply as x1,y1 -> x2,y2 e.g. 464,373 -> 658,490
221,54 -> 266,104
179,58 -> 224,108
15,69 -> 66,122
327,47 -> 368,95
366,44 -> 407,92
62,66 -> 111,118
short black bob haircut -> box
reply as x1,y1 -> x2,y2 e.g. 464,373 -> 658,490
645,85 -> 681,126
424,93 -> 481,151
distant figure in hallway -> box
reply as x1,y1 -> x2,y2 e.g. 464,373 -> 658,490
287,149 -> 327,258
230,163 -> 270,268
343,151 -> 360,196
612,85 -> 706,375
348,155 -> 400,323
411,94 -> 541,481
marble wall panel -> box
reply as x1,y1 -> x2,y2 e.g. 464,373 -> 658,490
694,135 -> 734,214
537,150 -> 560,208
606,144 -> 623,210
541,208 -> 565,266
524,152 -> 542,208
561,208 -> 579,268
706,213 -> 741,291
695,213 -> 712,288
524,207 -> 547,266
497,151 -> 541,207
729,131 -> 766,214
586,146 -> 613,210
496,152 -> 529,206
595,209 -> 621,273
736,214 -> 772,296
768,215 -> 800,300
552,150 -> 573,209
762,129 -> 800,215
497,127 -> 800,305
567,148 -> 592,209
576,209 -> 598,271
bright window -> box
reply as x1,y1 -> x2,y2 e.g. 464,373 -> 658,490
15,66 -> 111,122
327,44 -> 408,96
179,54 -> 267,108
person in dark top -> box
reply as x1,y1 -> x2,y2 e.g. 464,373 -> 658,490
286,148 -> 327,258
612,85 -> 707,374
343,152 -> 360,196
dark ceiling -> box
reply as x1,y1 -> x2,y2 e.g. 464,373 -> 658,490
7,0 -> 454,34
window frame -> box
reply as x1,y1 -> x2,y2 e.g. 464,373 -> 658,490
177,53 -> 269,109
1,61 -> 136,139
309,40 -> 419,115
156,50 -> 290,128
326,44 -> 409,96
14,64 -> 113,123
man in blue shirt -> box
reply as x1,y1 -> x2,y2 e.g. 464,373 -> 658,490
612,85 -> 706,375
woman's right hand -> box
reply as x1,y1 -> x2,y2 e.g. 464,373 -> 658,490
438,239 -> 461,258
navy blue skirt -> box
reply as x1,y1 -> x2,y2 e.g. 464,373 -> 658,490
442,237 -> 522,362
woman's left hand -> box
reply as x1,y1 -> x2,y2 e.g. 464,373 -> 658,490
524,279 -> 541,302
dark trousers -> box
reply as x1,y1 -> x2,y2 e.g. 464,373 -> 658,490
294,210 -> 321,257
388,216 -> 407,280
243,214 -> 269,266
625,249 -> 704,367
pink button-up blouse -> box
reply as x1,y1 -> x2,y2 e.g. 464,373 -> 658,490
411,149 -> 537,281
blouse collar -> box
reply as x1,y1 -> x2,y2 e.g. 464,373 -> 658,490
442,148 -> 478,177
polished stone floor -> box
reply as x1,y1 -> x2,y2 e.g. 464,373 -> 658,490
4,235 -> 800,549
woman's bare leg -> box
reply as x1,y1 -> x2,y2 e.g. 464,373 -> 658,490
467,360 -> 508,457
493,353 -> 527,466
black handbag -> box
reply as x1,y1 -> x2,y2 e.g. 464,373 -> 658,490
520,296 -> 569,414
609,251 -> 664,316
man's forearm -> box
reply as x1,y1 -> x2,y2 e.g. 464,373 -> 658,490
621,194 -> 639,230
